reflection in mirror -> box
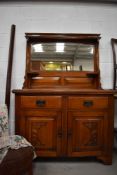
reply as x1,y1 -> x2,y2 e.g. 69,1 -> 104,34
31,42 -> 94,71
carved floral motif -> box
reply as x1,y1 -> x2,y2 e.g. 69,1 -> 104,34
84,121 -> 98,146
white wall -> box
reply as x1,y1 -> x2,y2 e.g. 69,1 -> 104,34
0,1 -> 117,133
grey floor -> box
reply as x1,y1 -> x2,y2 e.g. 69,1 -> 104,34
33,150 -> 117,175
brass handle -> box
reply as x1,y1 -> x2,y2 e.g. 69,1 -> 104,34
36,100 -> 46,107
83,100 -> 93,107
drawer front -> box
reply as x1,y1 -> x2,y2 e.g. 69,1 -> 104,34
68,96 -> 108,110
21,96 -> 62,109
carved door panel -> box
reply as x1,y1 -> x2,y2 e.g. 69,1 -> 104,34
67,111 -> 107,157
24,110 -> 62,157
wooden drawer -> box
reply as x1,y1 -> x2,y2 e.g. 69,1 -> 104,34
21,96 -> 62,109
68,96 -> 108,110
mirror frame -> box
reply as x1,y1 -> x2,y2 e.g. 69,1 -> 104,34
24,33 -> 101,89
25,33 -> 100,73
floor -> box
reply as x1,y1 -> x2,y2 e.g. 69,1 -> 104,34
33,150 -> 117,175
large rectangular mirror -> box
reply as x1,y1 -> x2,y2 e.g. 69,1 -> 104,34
25,33 -> 100,74
31,42 -> 94,71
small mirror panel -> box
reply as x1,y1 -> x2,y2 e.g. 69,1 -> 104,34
31,42 -> 94,71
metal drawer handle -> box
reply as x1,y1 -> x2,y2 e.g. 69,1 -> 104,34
36,100 -> 46,107
83,100 -> 93,107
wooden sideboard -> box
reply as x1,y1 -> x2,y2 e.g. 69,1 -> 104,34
13,89 -> 114,164
13,33 -> 115,164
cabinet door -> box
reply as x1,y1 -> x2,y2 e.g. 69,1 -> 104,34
67,111 -> 107,157
23,110 -> 62,157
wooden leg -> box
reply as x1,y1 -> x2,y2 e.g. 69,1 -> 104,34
97,156 -> 112,165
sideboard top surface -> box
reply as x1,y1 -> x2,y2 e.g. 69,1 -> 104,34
12,88 -> 115,95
